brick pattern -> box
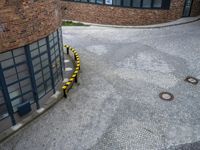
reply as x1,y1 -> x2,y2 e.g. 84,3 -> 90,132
62,0 -> 199,26
0,0 -> 62,53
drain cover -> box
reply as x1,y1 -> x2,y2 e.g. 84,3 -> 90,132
185,76 -> 198,85
159,92 -> 174,101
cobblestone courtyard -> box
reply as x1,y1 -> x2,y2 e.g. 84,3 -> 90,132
1,21 -> 200,150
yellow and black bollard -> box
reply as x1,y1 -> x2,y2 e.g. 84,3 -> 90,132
62,86 -> 67,98
62,45 -> 81,98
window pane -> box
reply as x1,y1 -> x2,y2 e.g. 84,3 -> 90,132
0,51 -> 12,61
142,0 -> 152,8
21,84 -> 32,93
36,77 -> 43,86
54,36 -> 58,43
29,42 -> 38,51
41,53 -> 48,60
42,60 -> 49,68
32,57 -> 40,66
1,58 -> 14,68
43,73 -> 50,81
49,40 -> 54,48
5,74 -> 18,85
15,54 -> 26,63
113,0 -> 121,5
48,34 -> 53,41
133,0 -> 141,7
13,47 -> 25,57
0,103 -> 8,117
31,49 -> 39,58
9,89 -> 21,99
3,68 -> 16,77
53,31 -> 57,38
39,38 -> 46,46
7,83 -> 20,93
43,67 -> 50,74
33,63 -> 42,73
153,0 -> 162,8
18,71 -> 29,79
89,0 -> 95,3
50,48 -> 55,55
39,45 -> 47,53
11,97 -> 23,112
37,85 -> 45,98
23,92 -> 34,102
16,64 -> 28,73
35,72 -> 43,80
123,0 -> 131,6
46,79 -> 52,92
55,44 -> 59,51
20,79 -> 31,87
51,54 -> 56,61
97,0 -> 103,4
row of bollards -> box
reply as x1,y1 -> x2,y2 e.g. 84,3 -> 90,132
62,45 -> 81,98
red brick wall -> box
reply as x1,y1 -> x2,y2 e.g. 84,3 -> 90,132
0,0 -> 62,53
191,0 -> 200,16
61,0 -> 199,26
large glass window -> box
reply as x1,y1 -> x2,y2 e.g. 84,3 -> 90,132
69,0 -> 169,9
0,27 -> 64,121
48,31 -> 63,86
30,38 -> 53,99
0,47 -> 34,112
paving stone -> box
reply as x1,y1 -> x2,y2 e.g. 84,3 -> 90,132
1,20 -> 200,150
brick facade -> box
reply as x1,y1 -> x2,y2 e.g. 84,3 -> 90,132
62,0 -> 200,26
0,0 -> 62,53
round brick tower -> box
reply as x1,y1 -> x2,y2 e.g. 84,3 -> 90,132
0,0 -> 64,131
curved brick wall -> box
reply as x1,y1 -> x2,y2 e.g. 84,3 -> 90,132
0,0 -> 62,53
62,0 -> 200,26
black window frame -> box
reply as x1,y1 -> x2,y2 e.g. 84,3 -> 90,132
64,0 -> 171,9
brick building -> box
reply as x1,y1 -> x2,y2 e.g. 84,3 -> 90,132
0,0 -> 64,132
62,0 -> 200,25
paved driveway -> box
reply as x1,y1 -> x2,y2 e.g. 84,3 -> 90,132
1,21 -> 200,150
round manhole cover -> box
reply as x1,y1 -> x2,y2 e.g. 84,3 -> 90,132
185,76 -> 198,85
159,92 -> 174,101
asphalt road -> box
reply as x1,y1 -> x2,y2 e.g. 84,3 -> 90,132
1,20 -> 200,150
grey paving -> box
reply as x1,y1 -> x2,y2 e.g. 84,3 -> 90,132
1,21 -> 200,150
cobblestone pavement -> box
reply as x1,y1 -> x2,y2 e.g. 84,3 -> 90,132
1,21 -> 200,150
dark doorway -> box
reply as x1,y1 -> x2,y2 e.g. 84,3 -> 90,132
183,0 -> 193,17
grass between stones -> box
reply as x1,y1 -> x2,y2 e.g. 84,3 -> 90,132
62,21 -> 89,26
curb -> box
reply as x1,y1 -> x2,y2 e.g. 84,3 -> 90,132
0,91 -> 63,144
0,45 -> 81,144
63,16 -> 200,29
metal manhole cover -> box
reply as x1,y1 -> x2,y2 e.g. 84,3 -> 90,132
185,76 -> 198,85
159,92 -> 174,101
